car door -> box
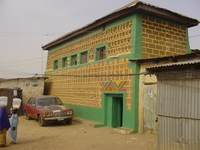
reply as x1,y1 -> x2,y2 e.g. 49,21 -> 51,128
31,98 -> 38,119
27,98 -> 37,119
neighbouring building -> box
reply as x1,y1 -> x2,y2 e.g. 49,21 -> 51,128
42,1 -> 199,133
146,60 -> 200,150
0,76 -> 46,103
131,51 -> 200,134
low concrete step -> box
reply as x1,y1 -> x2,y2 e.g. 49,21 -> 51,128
113,127 -> 134,135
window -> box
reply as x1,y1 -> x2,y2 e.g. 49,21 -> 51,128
95,44 -> 107,60
97,47 -> 106,60
71,55 -> 77,66
28,98 -> 34,105
28,98 -> 36,106
80,51 -> 88,64
62,57 -> 68,68
32,99 -> 36,106
53,59 -> 58,69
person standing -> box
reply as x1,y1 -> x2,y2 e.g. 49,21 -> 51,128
8,108 -> 19,144
0,107 -> 11,147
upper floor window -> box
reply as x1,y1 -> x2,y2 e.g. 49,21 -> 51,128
95,44 -> 107,61
71,54 -> 77,66
80,51 -> 88,64
53,59 -> 58,70
62,56 -> 68,68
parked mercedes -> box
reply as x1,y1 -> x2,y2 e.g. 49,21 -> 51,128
23,95 -> 74,126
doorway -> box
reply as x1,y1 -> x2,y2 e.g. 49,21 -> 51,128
104,94 -> 124,128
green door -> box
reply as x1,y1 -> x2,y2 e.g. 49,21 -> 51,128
106,95 -> 123,128
112,97 -> 123,127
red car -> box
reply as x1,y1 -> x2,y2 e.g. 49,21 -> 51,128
23,95 -> 74,126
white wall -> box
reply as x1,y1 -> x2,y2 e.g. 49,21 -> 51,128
0,77 -> 45,103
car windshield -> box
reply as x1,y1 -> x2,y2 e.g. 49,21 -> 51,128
37,97 -> 63,107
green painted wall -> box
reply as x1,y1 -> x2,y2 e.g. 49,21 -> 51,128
131,14 -> 143,59
129,14 -> 142,132
65,104 -> 104,123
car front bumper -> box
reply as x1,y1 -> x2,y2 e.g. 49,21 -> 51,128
44,115 -> 74,121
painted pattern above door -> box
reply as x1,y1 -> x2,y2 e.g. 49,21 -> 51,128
101,80 -> 126,91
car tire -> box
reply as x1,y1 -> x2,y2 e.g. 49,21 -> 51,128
66,118 -> 72,125
25,111 -> 31,120
38,115 -> 46,127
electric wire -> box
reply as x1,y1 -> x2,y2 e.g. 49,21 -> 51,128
0,56 -> 47,64
0,32 -> 65,37
36,70 -> 200,78
1,67 -> 200,79
0,30 -> 199,77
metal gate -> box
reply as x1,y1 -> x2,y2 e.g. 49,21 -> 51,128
157,79 -> 200,150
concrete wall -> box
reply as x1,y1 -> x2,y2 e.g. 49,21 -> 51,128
0,77 -> 45,103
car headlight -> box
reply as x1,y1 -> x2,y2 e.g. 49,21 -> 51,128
42,112 -> 53,117
67,111 -> 73,115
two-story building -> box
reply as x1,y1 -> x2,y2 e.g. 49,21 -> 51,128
42,1 -> 199,133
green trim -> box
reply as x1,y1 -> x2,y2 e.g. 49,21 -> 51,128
70,53 -> 79,66
131,14 -> 143,59
80,49 -> 89,64
52,58 -> 59,70
186,28 -> 191,53
45,54 -> 131,73
130,61 -> 140,133
102,92 -> 126,127
61,55 -> 68,68
94,43 -> 108,61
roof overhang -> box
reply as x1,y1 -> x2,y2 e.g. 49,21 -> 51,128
42,1 -> 199,50
130,51 -> 200,64
143,52 -> 200,74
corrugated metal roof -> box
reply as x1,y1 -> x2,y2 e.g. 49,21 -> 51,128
148,59 -> 200,69
42,0 -> 199,50
130,52 -> 200,63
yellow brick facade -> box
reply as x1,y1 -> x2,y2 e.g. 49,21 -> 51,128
45,21 -> 133,110
46,58 -> 133,109
46,21 -> 132,71
142,16 -> 187,59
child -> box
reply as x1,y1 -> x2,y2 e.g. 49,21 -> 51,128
8,108 -> 19,144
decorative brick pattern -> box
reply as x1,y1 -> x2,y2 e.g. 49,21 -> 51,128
45,58 -> 133,109
45,15 -> 188,110
142,16 -> 187,59
45,21 -> 133,110
46,21 -> 132,71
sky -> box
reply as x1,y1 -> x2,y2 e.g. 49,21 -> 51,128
0,0 -> 199,79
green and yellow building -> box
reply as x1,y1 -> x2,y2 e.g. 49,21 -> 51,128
42,1 -> 199,133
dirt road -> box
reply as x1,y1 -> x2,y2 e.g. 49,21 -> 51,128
4,116 -> 157,150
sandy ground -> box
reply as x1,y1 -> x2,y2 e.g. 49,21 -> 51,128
4,116 -> 158,150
